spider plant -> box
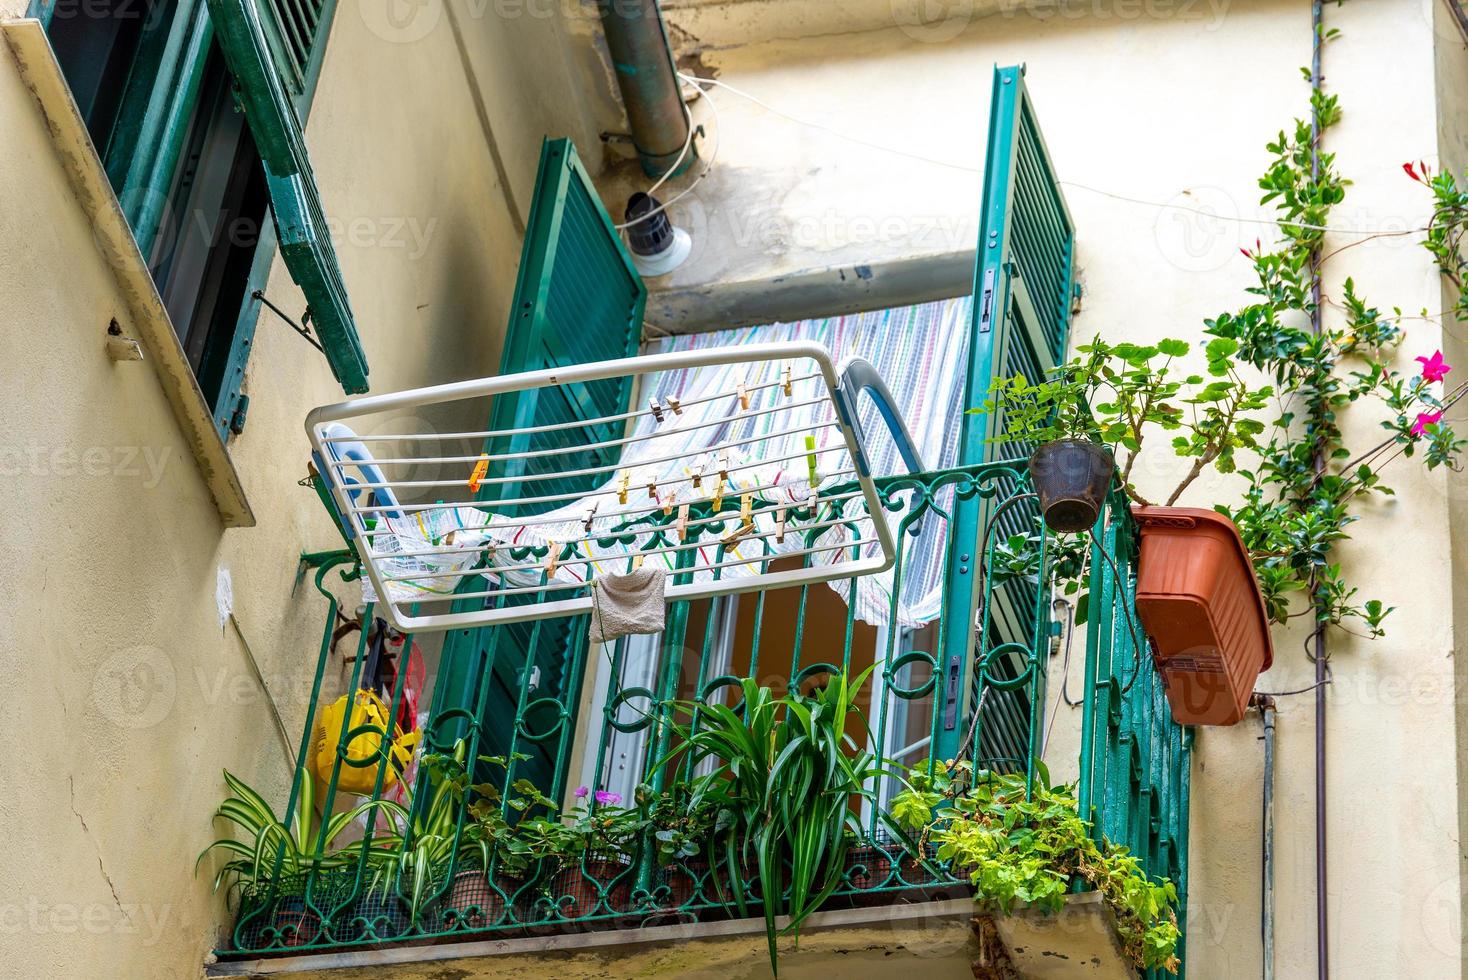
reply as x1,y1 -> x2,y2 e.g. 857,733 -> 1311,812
663,666 -> 896,975
196,769 -> 406,900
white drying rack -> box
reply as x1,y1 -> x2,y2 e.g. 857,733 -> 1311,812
305,342 -> 924,633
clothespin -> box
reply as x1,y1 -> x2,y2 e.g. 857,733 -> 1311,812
668,396 -> 682,416
740,493 -> 752,524
721,521 -> 756,546
649,398 -> 665,423
782,365 -> 793,397
617,471 -> 631,505
582,502 -> 599,534
775,506 -> 787,543
648,480 -> 659,502
467,453 -> 490,493
712,482 -> 725,512
718,451 -> 730,485
687,465 -> 703,491
805,435 -> 820,488
676,504 -> 690,542
632,552 -> 646,571
662,488 -> 677,517
545,542 -> 559,577
806,488 -> 820,519
736,381 -> 750,411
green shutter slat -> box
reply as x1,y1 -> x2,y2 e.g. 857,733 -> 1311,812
205,0 -> 369,393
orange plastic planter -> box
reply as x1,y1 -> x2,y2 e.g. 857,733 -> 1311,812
1133,506 -> 1274,726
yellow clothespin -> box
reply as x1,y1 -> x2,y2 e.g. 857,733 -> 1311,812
545,542 -> 559,577
649,398 -> 665,423
676,504 -> 690,542
712,482 -> 725,512
782,365 -> 793,397
740,493 -> 752,524
776,506 -> 787,543
663,488 -> 677,517
467,453 -> 490,493
617,471 -> 631,505
668,396 -> 682,416
632,552 -> 646,571
805,435 -> 819,487
582,502 -> 599,534
736,381 -> 750,411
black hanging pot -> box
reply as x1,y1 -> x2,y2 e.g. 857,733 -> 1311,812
1027,440 -> 1114,533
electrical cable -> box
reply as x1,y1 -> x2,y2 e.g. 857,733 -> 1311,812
684,71 -> 1442,238
613,74 -> 724,231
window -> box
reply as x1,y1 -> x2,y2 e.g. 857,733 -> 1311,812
39,0 -> 352,433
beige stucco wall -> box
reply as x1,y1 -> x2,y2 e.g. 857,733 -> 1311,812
0,1 -> 623,977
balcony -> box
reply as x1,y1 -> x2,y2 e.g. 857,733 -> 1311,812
204,461 -> 1189,979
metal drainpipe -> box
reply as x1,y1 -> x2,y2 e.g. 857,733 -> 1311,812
1252,694 -> 1277,980
1307,2 -> 1329,976
597,0 -> 695,178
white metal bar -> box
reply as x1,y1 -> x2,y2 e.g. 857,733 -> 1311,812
345,466 -> 858,516
398,536 -> 884,605
319,370 -> 824,443
338,420 -> 842,492
377,511 -> 877,583
329,396 -> 832,468
365,489 -> 871,560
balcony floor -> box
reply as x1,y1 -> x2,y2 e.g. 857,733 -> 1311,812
206,893 -> 1133,979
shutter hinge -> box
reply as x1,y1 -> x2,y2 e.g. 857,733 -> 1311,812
229,394 -> 250,436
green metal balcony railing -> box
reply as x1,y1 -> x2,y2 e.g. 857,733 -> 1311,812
215,462 -> 1189,967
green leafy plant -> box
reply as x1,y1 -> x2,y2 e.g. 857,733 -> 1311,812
662,668 -> 894,975
196,769 -> 406,898
980,336 -> 1273,508
892,761 -> 1179,974
1405,160 -> 1468,322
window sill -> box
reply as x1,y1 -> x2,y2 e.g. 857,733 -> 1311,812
3,18 -> 255,527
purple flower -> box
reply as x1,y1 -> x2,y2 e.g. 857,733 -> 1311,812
594,791 -> 622,806
574,786 -> 589,799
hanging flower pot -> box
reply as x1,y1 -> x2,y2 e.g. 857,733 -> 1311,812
1028,440 -> 1114,533
1134,506 -> 1274,726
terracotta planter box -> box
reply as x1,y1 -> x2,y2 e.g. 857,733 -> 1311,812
1134,506 -> 1274,726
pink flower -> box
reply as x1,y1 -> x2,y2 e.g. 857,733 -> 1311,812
1411,411 -> 1444,437
574,786 -> 589,799
1417,350 -> 1452,383
594,791 -> 621,806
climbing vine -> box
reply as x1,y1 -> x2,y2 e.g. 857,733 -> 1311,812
1203,55 -> 1465,638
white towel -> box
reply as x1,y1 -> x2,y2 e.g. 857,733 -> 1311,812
589,567 -> 667,644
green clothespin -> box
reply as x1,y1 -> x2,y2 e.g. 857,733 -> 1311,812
805,435 -> 819,487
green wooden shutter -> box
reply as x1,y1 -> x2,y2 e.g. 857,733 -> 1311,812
205,0 -> 369,393
486,137 -> 647,507
434,137 -> 644,796
936,65 -> 1077,765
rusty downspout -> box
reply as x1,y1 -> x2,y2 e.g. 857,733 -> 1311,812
1252,693 -> 1277,980
597,0 -> 695,178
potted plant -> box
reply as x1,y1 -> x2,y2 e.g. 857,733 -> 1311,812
196,770 -> 406,950
983,337 -> 1280,725
642,779 -> 719,908
662,668 -> 896,974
